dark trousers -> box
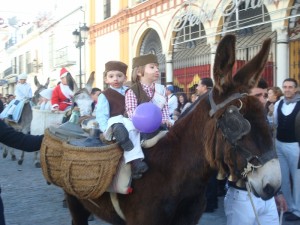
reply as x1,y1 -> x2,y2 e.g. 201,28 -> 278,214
0,187 -> 6,225
205,172 -> 218,210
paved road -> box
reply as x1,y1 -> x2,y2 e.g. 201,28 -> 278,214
0,149 -> 298,225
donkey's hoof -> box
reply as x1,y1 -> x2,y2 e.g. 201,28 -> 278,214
18,159 -> 23,165
35,162 -> 41,168
11,155 -> 16,161
3,152 -> 7,158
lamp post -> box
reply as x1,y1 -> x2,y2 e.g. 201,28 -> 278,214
72,23 -> 89,89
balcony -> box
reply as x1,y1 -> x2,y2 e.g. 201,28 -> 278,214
5,37 -> 17,51
26,63 -> 34,74
54,46 -> 76,68
3,67 -> 17,77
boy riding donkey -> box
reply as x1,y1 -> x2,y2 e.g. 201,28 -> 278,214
125,54 -> 172,177
5,73 -> 32,121
96,60 -> 148,179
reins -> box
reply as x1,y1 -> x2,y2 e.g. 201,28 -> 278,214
245,182 -> 261,225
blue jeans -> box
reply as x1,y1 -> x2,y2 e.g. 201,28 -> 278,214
276,139 -> 300,216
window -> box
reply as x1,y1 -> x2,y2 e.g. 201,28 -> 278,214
103,0 -> 111,19
26,51 -> 33,73
12,57 -> 17,74
18,55 -> 24,74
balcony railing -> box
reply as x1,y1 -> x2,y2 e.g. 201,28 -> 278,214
54,46 -> 76,68
5,37 -> 16,50
26,63 -> 34,73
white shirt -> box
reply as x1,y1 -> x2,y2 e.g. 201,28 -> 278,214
15,83 -> 32,100
273,99 -> 297,126
167,94 -> 178,116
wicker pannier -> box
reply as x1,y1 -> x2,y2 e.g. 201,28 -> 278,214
61,141 -> 122,199
40,128 -> 64,187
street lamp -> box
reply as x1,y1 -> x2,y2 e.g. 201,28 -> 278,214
72,23 -> 89,89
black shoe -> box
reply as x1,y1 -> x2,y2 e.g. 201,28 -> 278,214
131,159 -> 148,179
284,211 -> 293,216
285,213 -> 300,221
7,115 -> 13,120
112,123 -> 134,151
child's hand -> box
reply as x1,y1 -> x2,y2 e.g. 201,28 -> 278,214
163,120 -> 173,128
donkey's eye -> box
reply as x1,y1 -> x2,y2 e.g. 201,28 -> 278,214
248,156 -> 261,167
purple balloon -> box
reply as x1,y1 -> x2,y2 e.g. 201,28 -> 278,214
132,102 -> 162,133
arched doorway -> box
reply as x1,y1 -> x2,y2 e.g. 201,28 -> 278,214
288,0 -> 300,84
172,20 -> 210,96
223,1 -> 276,86
138,28 -> 166,85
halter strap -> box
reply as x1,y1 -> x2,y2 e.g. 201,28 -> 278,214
209,91 -> 248,117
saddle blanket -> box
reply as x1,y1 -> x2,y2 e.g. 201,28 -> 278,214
0,100 -> 28,122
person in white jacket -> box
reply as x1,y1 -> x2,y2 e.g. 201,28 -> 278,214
6,73 -> 32,119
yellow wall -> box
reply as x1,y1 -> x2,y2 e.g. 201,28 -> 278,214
89,0 -> 96,85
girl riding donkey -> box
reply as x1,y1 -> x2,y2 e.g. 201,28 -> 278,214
51,67 -> 74,112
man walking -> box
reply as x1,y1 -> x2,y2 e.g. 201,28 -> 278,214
196,77 -> 213,96
274,78 -> 300,221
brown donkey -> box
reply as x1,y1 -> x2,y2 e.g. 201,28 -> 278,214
65,34 -> 281,225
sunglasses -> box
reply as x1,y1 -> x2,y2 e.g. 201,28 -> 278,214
254,93 -> 268,99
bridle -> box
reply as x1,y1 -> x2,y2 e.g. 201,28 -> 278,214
208,90 -> 277,180
71,88 -> 91,108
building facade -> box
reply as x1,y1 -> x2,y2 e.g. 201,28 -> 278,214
0,0 -> 89,95
89,0 -> 300,95
1,0 -> 299,96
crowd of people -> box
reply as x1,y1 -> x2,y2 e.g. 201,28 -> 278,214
0,53 -> 300,225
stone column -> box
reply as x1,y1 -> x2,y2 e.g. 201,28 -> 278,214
276,28 -> 289,87
166,57 -> 173,84
210,42 -> 217,80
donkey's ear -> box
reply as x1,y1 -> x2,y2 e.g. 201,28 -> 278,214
34,76 -> 40,87
85,71 -> 95,93
45,77 -> 50,88
233,38 -> 271,89
213,34 -> 236,93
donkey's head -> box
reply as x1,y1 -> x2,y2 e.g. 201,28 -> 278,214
32,76 -> 50,105
70,71 -> 95,117
203,35 -> 281,200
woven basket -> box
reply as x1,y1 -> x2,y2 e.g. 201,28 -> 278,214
61,141 -> 122,199
40,128 -> 64,187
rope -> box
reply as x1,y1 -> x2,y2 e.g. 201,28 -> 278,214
270,110 -> 283,225
245,182 -> 261,225
279,209 -> 283,225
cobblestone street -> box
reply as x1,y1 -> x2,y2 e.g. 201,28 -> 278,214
0,149 -> 297,225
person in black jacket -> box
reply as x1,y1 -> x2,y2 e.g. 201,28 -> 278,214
0,100 -> 3,114
0,94 -> 4,114
0,119 -> 43,225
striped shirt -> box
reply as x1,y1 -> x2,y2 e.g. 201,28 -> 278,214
125,83 -> 169,122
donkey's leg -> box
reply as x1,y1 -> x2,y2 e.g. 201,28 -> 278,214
9,148 -> 16,161
2,144 -> 8,158
65,193 -> 89,225
18,150 -> 24,165
172,194 -> 205,225
33,151 -> 41,168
